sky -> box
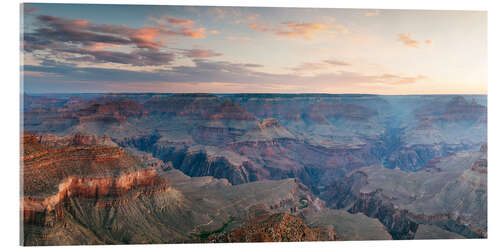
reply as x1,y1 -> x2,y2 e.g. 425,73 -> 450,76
21,3 -> 487,94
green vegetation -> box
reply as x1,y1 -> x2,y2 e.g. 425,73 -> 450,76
197,218 -> 234,241
299,198 -> 308,209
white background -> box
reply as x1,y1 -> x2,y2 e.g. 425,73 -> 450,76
1,0 -> 498,249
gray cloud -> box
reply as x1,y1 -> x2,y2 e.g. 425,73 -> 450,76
181,49 -> 223,59
23,14 -> 215,68
23,58 -> 426,92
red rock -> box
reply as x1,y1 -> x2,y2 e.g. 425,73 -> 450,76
208,211 -> 336,242
204,100 -> 257,121
23,169 -> 170,225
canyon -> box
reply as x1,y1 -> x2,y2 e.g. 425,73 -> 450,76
22,93 -> 487,244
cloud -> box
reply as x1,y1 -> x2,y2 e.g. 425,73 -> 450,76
87,42 -> 121,51
250,21 -> 348,39
323,60 -> 351,66
149,15 -> 219,38
181,49 -> 223,59
152,16 -> 195,26
23,57 -> 425,91
291,59 -> 351,72
23,71 -> 61,78
397,33 -> 419,48
397,33 -> 433,48
23,59 -> 269,85
208,7 -> 260,24
249,23 -> 270,32
179,27 -> 207,38
23,3 -> 38,15
129,27 -> 165,50
364,10 -> 381,17
234,13 -> 260,24
226,36 -> 252,41
29,15 -> 163,50
22,13 -> 425,92
373,74 -> 427,85
55,47 -> 176,66
23,14 -> 225,68
25,14 -> 217,53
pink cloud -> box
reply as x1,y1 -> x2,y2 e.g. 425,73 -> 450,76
226,36 -> 252,41
397,33 -> 434,48
182,49 -> 223,59
150,15 -> 195,26
87,42 -> 121,51
23,13 -> 227,70
180,27 -> 206,38
149,15 -> 216,39
374,74 -> 427,85
130,27 -> 164,50
397,33 -> 419,48
23,3 -> 38,15
323,60 -> 351,66
165,17 -> 194,26
250,21 -> 348,39
31,15 -> 216,52
291,59 -> 351,72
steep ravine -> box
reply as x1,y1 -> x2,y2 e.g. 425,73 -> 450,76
118,134 -> 377,191
319,156 -> 486,240
115,112 -> 485,240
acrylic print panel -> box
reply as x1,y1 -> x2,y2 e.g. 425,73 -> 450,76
20,3 -> 487,246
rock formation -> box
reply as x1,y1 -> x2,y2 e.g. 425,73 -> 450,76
21,93 -> 487,244
207,211 -> 335,242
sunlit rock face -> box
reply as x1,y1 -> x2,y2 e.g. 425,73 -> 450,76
22,132 -> 148,196
22,131 -> 389,245
320,145 -> 487,239
206,208 -> 335,242
22,132 -> 169,226
23,169 -> 171,225
22,93 -> 487,244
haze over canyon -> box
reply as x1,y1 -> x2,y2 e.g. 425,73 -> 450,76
21,93 -> 487,245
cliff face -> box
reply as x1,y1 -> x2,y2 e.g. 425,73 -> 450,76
23,169 -> 171,225
229,94 -> 382,122
321,146 -> 487,239
63,99 -> 148,123
23,98 -> 148,137
22,132 -> 387,246
143,94 -> 221,117
36,132 -> 117,148
204,100 -> 257,121
175,150 -> 255,185
22,133 -> 172,228
415,96 -> 486,124
21,133 -> 187,246
22,133 -> 148,196
121,134 -> 379,192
